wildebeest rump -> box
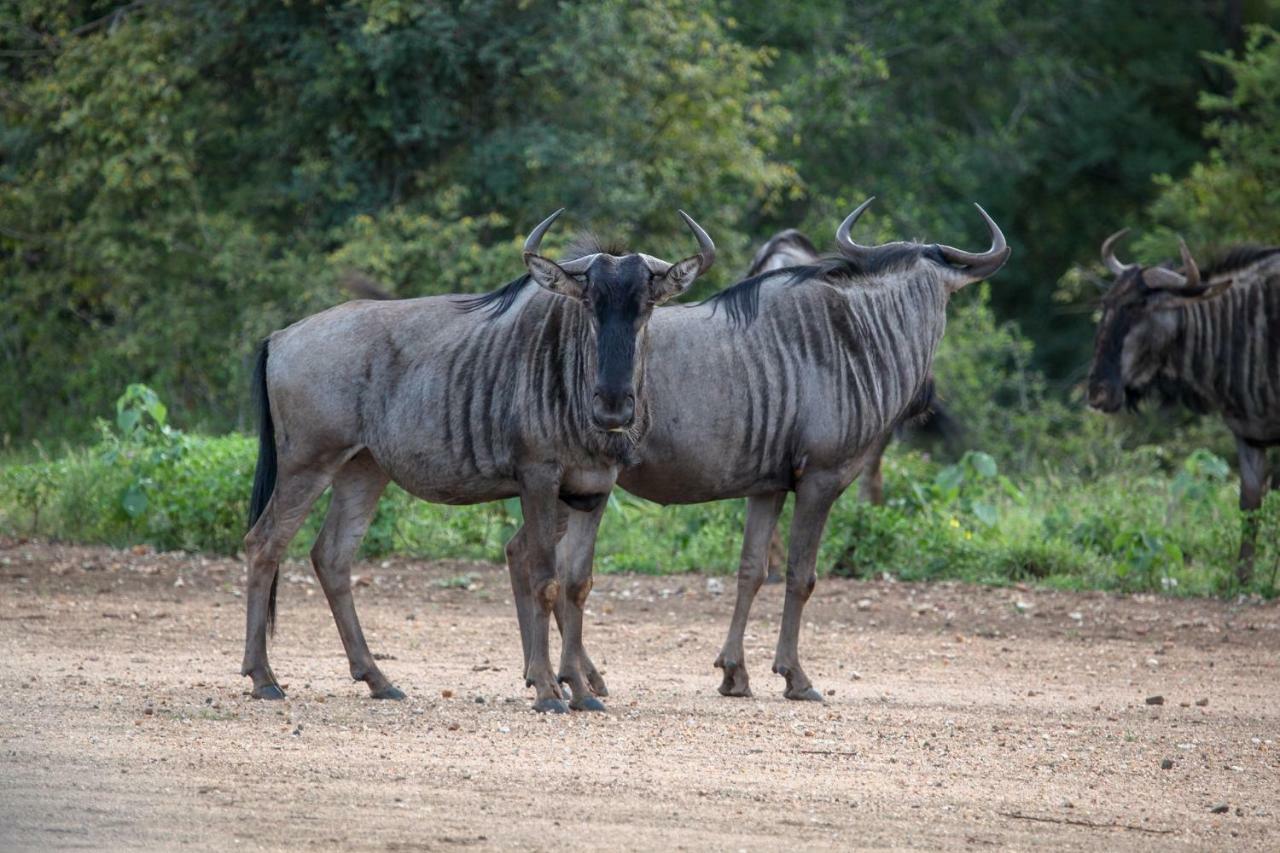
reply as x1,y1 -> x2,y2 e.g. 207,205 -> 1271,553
242,210 -> 715,712
552,199 -> 1011,703
1087,231 -> 1280,583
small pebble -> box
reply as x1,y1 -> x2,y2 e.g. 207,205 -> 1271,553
1195,698 -> 1209,707
441,689 -> 453,699
1210,803 -> 1229,814
474,696 -> 485,704
1161,758 -> 1174,770
1145,695 -> 1164,706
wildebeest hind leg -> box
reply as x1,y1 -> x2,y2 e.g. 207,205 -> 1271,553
242,460 -> 342,700
1236,437 -> 1268,585
715,492 -> 786,697
857,433 -> 891,505
553,503 -> 607,710
310,451 -> 403,699
772,473 -> 842,701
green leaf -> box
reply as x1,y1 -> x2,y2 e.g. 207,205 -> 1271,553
117,407 -> 141,436
121,483 -> 148,519
934,465 -> 964,496
970,452 -> 998,479
971,501 -> 997,527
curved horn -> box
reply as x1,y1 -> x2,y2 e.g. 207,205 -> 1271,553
936,203 -> 1009,275
1100,228 -> 1133,276
834,197 -> 878,259
1177,237 -> 1200,290
638,253 -> 672,275
1140,237 -> 1204,292
558,253 -> 603,275
678,210 -> 716,273
523,208 -> 565,257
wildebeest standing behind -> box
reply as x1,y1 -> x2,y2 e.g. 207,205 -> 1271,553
553,199 -> 1010,702
1087,232 -> 1280,584
745,227 -> 956,509
744,227 -> 952,584
242,210 -> 715,712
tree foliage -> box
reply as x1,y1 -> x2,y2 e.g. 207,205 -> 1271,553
1,0 -> 1277,444
1144,25 -> 1280,254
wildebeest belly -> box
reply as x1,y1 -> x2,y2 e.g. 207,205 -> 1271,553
618,458 -> 794,505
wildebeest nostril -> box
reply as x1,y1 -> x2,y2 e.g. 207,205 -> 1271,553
592,392 -> 635,431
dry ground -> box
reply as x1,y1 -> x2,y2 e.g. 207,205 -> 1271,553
0,540 -> 1277,851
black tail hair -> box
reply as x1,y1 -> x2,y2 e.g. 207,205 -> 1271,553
248,339 -> 280,635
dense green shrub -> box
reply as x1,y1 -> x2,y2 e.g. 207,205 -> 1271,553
3,386 -> 1273,598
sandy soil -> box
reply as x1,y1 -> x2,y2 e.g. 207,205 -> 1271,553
0,539 -> 1277,851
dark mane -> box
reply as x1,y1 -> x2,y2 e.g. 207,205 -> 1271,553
703,243 -> 933,327
454,273 -> 535,316
1200,245 -> 1280,279
455,232 -> 627,318
1124,376 -> 1213,416
563,232 -> 629,260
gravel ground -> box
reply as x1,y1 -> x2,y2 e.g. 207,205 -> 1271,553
1,539 -> 1277,851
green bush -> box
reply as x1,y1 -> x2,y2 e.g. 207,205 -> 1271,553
2,385 -> 1275,599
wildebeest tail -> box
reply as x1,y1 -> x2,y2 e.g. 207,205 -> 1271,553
247,339 -> 280,634
900,376 -> 937,426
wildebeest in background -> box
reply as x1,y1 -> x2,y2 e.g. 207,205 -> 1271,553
242,210 -> 716,712
1087,231 -> 1280,584
554,199 -> 1010,702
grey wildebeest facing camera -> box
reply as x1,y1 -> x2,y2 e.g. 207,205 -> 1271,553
242,209 -> 715,713
1087,231 -> 1280,584
550,199 -> 1010,703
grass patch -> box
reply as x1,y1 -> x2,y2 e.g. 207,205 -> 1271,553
3,386 -> 1277,598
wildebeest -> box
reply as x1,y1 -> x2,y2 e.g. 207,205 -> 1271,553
552,199 -> 1010,703
745,227 -> 954,508
242,210 -> 715,712
1087,231 -> 1280,583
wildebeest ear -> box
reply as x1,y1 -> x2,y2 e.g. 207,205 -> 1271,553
1153,278 -> 1234,310
524,254 -> 585,300
652,256 -> 701,304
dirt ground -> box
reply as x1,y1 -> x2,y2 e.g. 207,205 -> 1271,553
0,540 -> 1277,851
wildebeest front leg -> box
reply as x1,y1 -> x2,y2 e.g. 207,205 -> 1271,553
505,524 -> 536,676
1235,436 -> 1269,586
310,451 -> 404,699
714,491 -> 786,697
553,503 -> 608,710
515,468 -> 570,713
772,472 -> 843,701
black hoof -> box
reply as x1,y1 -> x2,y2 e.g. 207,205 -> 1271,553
715,658 -> 752,698
371,685 -> 406,700
571,695 -> 607,712
785,686 -> 825,702
254,684 -> 286,701
533,698 -> 569,714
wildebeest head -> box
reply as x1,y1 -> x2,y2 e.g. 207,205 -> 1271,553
522,209 -> 716,431
1086,230 -> 1233,413
834,197 -> 1011,293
